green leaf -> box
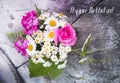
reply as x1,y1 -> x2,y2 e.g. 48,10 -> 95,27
28,59 -> 63,80
28,59 -> 49,77
49,64 -> 63,80
35,5 -> 41,16
39,20 -> 44,25
6,30 -> 24,42
80,34 -> 91,57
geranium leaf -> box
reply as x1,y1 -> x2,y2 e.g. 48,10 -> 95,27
28,59 -> 63,80
49,64 -> 63,80
28,59 -> 49,77
80,34 -> 91,57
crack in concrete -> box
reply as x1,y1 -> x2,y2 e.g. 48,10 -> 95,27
16,60 -> 29,69
0,46 -> 24,83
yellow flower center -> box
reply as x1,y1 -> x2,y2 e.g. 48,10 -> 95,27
35,39 -> 39,43
28,44 -> 33,51
39,16 -> 43,19
49,20 -> 56,27
48,32 -> 54,38
37,35 -> 41,38
59,13 -> 63,16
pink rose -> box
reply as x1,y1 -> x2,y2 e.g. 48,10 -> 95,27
54,24 -> 77,46
14,37 -> 28,57
21,10 -> 39,35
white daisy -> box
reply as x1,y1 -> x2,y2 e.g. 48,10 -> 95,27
39,12 -> 50,20
26,41 -> 36,56
44,17 -> 59,30
44,31 -> 55,41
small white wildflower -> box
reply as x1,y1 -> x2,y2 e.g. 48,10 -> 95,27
35,51 -> 44,58
43,62 -> 52,67
59,46 -> 65,53
52,50 -> 57,55
49,46 -> 54,51
54,46 -> 58,51
32,58 -> 38,64
66,46 -> 71,53
55,60 -> 59,65
38,58 -> 45,63
41,50 -> 47,55
51,55 -> 58,62
45,51 -> 51,58
59,53 -> 67,62
26,35 -> 33,42
58,60 -> 67,69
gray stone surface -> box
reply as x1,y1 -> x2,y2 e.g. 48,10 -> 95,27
0,0 -> 120,83
0,51 -> 16,83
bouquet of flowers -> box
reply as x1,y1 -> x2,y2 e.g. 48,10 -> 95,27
7,6 -> 91,79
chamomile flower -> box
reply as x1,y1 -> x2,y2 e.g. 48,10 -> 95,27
55,60 -> 59,65
51,55 -> 58,62
58,60 -> 67,69
44,41 -> 51,46
66,46 -> 71,53
32,58 -> 38,64
41,50 -> 47,55
59,44 -> 66,53
59,53 -> 67,62
26,35 -> 33,42
49,46 -> 54,51
37,58 -> 45,63
53,13 -> 63,17
58,20 -> 67,27
32,30 -> 43,40
45,51 -> 51,58
43,61 -> 52,67
52,50 -> 58,55
54,46 -> 58,51
26,41 -> 36,56
39,12 -> 50,20
35,51 -> 44,58
44,17 -> 59,30
35,38 -> 40,44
